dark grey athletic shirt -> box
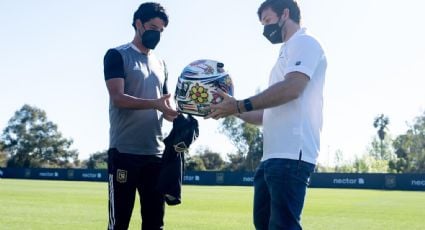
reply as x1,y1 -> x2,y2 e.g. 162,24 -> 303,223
103,43 -> 168,155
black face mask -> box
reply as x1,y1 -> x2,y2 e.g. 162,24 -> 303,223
263,20 -> 284,44
140,29 -> 161,49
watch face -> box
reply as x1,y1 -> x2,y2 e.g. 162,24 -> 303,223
244,99 -> 253,112
175,59 -> 233,116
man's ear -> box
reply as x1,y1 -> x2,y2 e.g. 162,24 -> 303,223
135,19 -> 143,31
279,8 -> 290,26
282,8 -> 290,20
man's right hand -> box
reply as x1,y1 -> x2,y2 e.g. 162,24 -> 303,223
155,94 -> 179,118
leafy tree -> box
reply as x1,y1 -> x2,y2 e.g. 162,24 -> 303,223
219,116 -> 263,171
390,111 -> 425,173
243,123 -> 263,171
367,136 -> 394,161
388,139 -> 408,173
220,116 -> 247,153
0,104 -> 78,168
222,152 -> 246,171
332,149 -> 354,172
352,155 -> 389,173
333,149 -> 344,170
315,163 -> 333,172
196,147 -> 225,170
185,155 -> 206,171
0,148 -> 7,167
318,148 -> 389,173
84,150 -> 108,169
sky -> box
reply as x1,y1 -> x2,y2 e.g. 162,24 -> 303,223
1,0 -> 424,165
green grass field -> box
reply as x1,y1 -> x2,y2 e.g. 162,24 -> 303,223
0,179 -> 424,230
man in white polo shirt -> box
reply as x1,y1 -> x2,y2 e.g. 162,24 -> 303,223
207,0 -> 327,229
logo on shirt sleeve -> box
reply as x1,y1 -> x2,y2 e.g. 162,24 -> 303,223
295,61 -> 302,66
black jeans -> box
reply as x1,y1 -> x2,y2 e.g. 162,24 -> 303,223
107,148 -> 165,230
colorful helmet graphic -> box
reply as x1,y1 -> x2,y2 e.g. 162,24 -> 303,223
175,59 -> 234,116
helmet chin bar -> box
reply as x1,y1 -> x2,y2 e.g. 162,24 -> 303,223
175,59 -> 234,117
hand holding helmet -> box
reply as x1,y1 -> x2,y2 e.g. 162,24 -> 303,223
175,59 -> 234,117
205,90 -> 238,120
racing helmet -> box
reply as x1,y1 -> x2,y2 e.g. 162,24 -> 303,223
175,59 -> 234,116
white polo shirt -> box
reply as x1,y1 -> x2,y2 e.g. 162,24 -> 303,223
262,28 -> 327,164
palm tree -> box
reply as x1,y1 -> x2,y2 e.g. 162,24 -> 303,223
373,114 -> 389,159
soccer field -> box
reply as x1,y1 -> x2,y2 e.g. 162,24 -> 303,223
0,179 -> 424,230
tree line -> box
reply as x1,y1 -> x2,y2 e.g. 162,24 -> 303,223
1,104 -> 424,173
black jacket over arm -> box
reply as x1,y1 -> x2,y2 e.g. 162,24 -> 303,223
156,114 -> 199,205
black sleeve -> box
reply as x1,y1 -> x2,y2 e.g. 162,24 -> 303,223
163,61 -> 169,94
103,49 -> 125,80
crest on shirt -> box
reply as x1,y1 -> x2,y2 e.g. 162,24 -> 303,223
295,61 -> 302,66
133,63 -> 142,71
116,169 -> 127,183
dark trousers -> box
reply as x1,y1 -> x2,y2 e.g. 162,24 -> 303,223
253,158 -> 315,230
107,148 -> 165,230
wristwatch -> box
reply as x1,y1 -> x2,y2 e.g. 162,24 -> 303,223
243,99 -> 253,112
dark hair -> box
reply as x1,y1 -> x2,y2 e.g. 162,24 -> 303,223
132,2 -> 169,30
257,0 -> 301,24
